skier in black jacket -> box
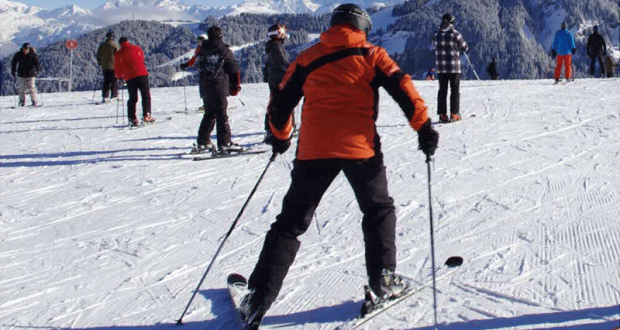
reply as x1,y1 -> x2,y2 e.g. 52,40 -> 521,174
193,26 -> 241,153
587,25 -> 607,76
486,58 -> 499,80
263,23 -> 292,138
11,43 -> 41,107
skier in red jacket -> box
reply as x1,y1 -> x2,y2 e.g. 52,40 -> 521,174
114,37 -> 155,126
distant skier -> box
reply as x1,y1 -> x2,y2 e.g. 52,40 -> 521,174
238,4 -> 438,329
192,26 -> 241,153
11,43 -> 41,107
180,34 -> 208,111
551,21 -> 576,83
433,13 -> 468,123
604,55 -> 615,78
96,31 -> 119,103
425,67 -> 436,80
114,37 -> 155,126
486,57 -> 499,80
586,25 -> 607,77
263,23 -> 292,140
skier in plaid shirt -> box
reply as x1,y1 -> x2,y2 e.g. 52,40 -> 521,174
433,13 -> 468,123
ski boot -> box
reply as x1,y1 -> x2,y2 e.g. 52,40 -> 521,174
361,269 -> 410,317
450,113 -> 462,122
219,142 -> 244,154
143,113 -> 155,124
129,118 -> 140,127
238,291 -> 267,330
191,142 -> 217,154
439,114 -> 450,123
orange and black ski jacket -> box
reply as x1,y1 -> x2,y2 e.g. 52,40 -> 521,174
268,24 -> 429,160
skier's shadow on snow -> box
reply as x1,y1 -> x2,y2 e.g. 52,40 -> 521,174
404,305 -> 619,330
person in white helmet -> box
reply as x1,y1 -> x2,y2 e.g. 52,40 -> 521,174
180,34 -> 209,110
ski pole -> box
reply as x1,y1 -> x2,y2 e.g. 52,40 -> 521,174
463,53 -> 480,81
116,94 -> 120,125
121,84 -> 125,126
176,152 -> 278,325
92,87 -> 97,104
426,154 -> 439,330
183,76 -> 188,114
237,96 -> 245,106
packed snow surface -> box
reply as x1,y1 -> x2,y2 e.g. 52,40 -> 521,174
1,78 -> 619,330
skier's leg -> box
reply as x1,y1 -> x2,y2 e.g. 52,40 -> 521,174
598,55 -> 605,76
17,78 -> 26,106
554,56 -> 563,80
138,76 -> 152,117
197,97 -> 216,146
102,70 -> 111,99
342,154 -> 397,292
449,73 -> 460,115
590,56 -> 596,76
213,94 -> 231,147
247,159 -> 341,310
437,74 -> 449,115
565,55 -> 572,80
126,78 -> 139,120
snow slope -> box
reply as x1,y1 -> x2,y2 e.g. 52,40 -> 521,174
0,78 -> 619,330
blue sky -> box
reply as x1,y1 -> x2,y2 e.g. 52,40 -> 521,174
17,0 -> 241,9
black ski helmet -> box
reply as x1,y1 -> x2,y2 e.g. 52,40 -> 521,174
442,13 -> 456,24
268,23 -> 285,39
106,31 -> 115,39
561,21 -> 567,29
21,43 -> 30,50
330,3 -> 372,36
207,26 -> 223,40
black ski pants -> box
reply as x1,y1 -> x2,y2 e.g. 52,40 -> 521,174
437,73 -> 461,115
248,154 -> 397,310
102,69 -> 118,99
197,86 -> 231,147
590,54 -> 605,76
126,75 -> 151,120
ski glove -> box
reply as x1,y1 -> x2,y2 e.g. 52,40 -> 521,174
267,134 -> 291,154
180,63 -> 188,70
417,119 -> 439,156
551,50 -> 557,59
571,48 -> 576,54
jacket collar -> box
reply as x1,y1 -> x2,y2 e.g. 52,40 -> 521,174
320,24 -> 367,49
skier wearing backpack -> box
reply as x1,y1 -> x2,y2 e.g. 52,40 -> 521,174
586,25 -> 607,77
192,26 -> 241,153
263,23 -> 292,141
486,58 -> 499,80
551,21 -> 576,83
238,4 -> 438,329
180,34 -> 208,111
433,13 -> 469,123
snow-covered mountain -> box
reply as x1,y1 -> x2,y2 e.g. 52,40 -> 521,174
0,0 -> 229,57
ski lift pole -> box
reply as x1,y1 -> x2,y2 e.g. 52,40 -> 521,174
183,75 -> 188,114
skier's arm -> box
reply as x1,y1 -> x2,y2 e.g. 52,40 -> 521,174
11,54 -> 18,76
273,43 -> 290,71
372,47 -> 428,131
455,32 -> 468,53
223,49 -> 241,95
114,53 -> 123,79
267,60 -> 302,140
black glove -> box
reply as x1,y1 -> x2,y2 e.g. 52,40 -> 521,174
551,50 -> 557,59
180,63 -> 188,70
418,119 -> 439,157
267,133 -> 291,154
571,48 -> 576,54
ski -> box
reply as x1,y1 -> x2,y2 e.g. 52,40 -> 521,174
227,273 -> 263,330
337,256 -> 463,330
192,149 -> 269,161
432,114 -> 475,127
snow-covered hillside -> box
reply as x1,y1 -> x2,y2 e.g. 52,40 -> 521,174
0,78 -> 619,330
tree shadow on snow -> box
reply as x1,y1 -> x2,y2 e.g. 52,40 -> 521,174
0,147 -> 188,168
404,305 -> 619,330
